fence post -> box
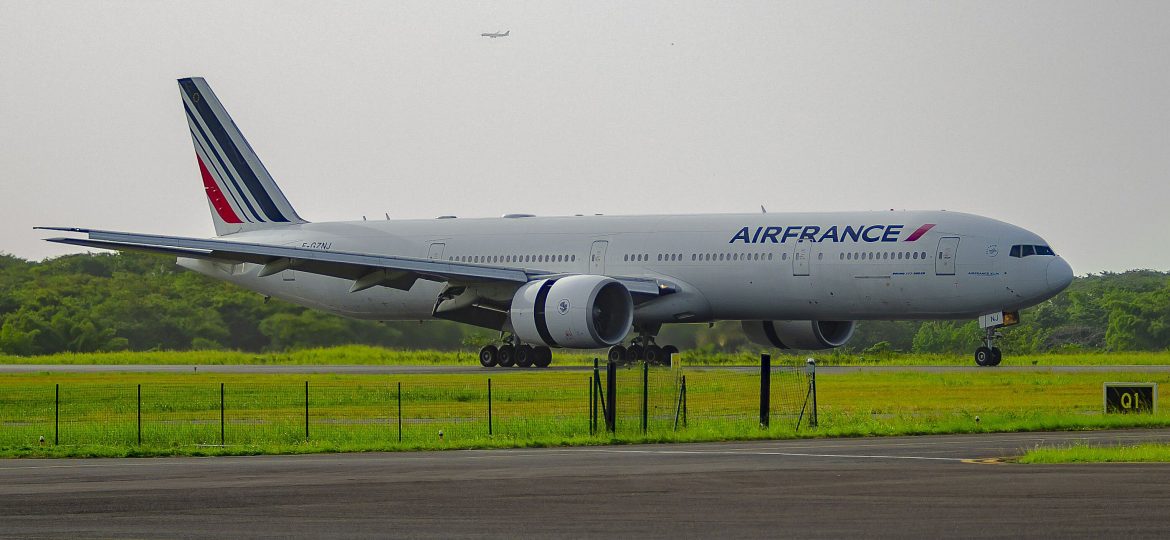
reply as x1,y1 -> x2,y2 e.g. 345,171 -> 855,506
305,381 -> 310,441
54,383 -> 59,446
588,376 -> 594,435
487,378 -> 493,436
682,375 -> 687,428
642,362 -> 648,434
137,384 -> 142,446
397,382 -> 402,443
220,382 -> 225,446
808,358 -> 817,428
605,361 -> 616,433
760,353 -> 771,428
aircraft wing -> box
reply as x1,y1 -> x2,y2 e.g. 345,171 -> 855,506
37,227 -> 670,297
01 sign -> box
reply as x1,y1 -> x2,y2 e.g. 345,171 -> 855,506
1103,383 -> 1157,414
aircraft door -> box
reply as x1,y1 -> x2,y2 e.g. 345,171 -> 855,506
590,241 -> 608,274
935,237 -> 959,275
428,243 -> 446,260
793,241 -> 811,276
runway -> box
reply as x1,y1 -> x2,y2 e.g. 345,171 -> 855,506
3,429 -> 1170,538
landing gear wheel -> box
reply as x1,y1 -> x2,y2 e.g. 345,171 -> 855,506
989,347 -> 1003,367
497,345 -> 515,367
515,344 -> 535,368
608,345 -> 626,363
479,345 -> 498,368
644,345 -> 664,366
662,345 -> 679,364
974,346 -> 992,367
626,344 -> 644,363
534,346 -> 552,368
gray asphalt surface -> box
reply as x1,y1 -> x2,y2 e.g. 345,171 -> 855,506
3,363 -> 1170,374
3,429 -> 1170,538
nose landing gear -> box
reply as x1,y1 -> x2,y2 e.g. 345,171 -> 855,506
974,312 -> 1015,367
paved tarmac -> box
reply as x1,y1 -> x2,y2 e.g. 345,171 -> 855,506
3,363 -> 1170,374
2,429 -> 1170,538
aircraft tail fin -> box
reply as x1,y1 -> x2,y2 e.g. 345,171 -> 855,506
178,77 -> 307,236
504,30 -> 509,36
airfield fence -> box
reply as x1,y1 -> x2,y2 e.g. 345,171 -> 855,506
0,357 -> 816,448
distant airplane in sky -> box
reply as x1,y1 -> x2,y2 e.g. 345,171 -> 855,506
40,78 -> 1074,369
481,30 -> 509,38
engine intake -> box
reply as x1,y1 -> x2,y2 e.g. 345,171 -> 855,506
742,320 -> 856,350
510,275 -> 633,348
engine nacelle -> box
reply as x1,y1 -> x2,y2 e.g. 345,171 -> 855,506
741,320 -> 856,350
510,275 -> 633,348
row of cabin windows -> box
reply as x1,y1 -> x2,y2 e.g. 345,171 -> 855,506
451,254 -> 576,264
840,251 -> 929,261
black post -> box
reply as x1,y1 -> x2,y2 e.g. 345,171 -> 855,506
305,381 -> 309,441
487,378 -> 493,436
54,383 -> 59,446
760,354 -> 771,428
137,384 -> 142,446
809,359 -> 818,428
641,362 -> 649,434
220,382 -> 225,446
397,382 -> 402,443
588,376 -> 594,435
605,361 -> 616,433
682,375 -> 687,427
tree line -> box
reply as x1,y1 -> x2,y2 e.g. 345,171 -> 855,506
0,252 -> 1166,355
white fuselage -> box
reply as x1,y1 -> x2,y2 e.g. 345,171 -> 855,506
180,210 -> 1073,327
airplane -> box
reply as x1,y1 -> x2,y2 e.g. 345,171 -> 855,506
39,77 -> 1074,369
481,30 -> 509,38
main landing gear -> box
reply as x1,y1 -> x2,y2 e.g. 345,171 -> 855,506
479,335 -> 552,368
607,335 -> 679,366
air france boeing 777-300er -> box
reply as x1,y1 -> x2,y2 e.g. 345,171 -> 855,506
40,78 -> 1074,367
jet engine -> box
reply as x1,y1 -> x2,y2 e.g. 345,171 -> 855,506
510,275 -> 633,348
741,320 -> 856,350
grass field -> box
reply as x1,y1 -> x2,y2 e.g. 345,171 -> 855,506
2,345 -> 1169,367
1019,443 -> 1170,463
2,365 -> 1169,458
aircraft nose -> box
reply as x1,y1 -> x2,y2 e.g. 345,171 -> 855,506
1046,257 -> 1073,291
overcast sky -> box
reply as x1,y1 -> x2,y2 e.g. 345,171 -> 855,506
2,1 -> 1167,274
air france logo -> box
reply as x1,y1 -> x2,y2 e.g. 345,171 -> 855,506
557,299 -> 571,314
729,224 -> 935,244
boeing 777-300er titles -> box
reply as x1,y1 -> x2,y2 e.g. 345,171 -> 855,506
39,78 -> 1074,368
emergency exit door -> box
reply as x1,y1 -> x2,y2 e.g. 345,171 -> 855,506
793,242 -> 811,276
935,237 -> 959,275
590,241 -> 608,274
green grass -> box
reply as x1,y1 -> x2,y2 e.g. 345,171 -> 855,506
1019,443 -> 1170,463
2,368 -> 1170,458
1,345 -> 1169,366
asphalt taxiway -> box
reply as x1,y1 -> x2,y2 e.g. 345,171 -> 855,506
2,429 -> 1169,538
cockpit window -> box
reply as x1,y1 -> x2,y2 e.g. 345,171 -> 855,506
1009,244 -> 1055,258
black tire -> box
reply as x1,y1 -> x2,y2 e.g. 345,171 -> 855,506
516,344 -> 535,368
608,345 -> 626,363
626,345 -> 644,363
662,345 -> 679,364
534,346 -> 552,368
497,345 -> 515,367
989,347 -> 1003,367
974,346 -> 992,367
479,345 -> 498,368
644,345 -> 663,366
